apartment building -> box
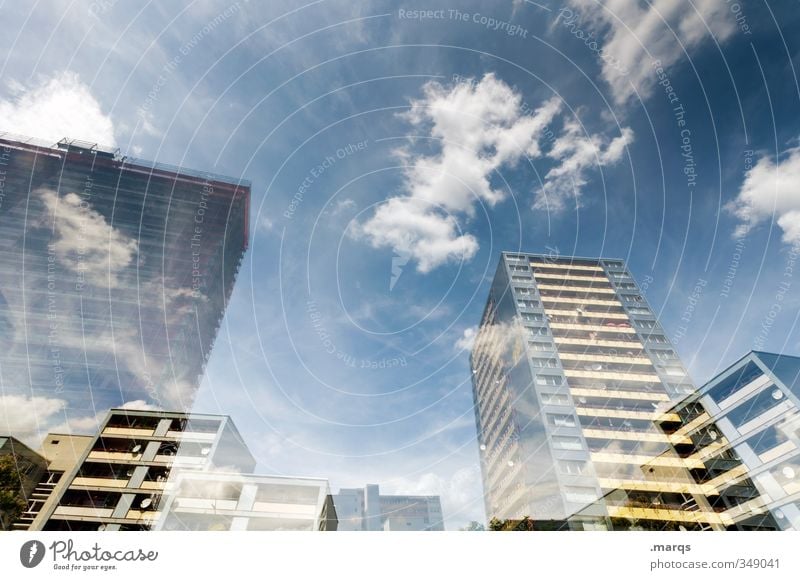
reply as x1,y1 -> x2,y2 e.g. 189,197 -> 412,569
471,252 -> 719,530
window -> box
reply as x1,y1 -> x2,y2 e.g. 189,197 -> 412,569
564,486 -> 597,503
529,341 -> 553,351
528,327 -> 549,337
541,393 -> 570,405
727,387 -> 786,429
708,361 -> 764,404
517,299 -> 539,308
746,424 -> 791,456
521,313 -> 543,322
532,357 -> 559,368
558,460 -> 587,475
552,436 -> 583,450
515,287 -> 531,295
624,294 -> 644,303
628,307 -> 651,315
547,413 -> 576,427
537,375 -> 563,386
636,320 -> 657,330
646,334 -> 668,344
512,275 -> 530,282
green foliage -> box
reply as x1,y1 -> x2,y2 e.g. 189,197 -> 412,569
459,520 -> 486,531
0,455 -> 27,530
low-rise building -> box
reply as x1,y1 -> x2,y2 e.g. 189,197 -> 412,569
333,484 -> 444,531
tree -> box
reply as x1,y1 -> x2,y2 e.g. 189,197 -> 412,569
459,520 -> 486,531
0,455 -> 27,530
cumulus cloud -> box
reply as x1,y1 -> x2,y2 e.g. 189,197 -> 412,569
0,71 -> 116,145
564,0 -> 735,104
0,395 -> 67,445
535,120 -> 634,212
41,190 -> 139,288
726,147 -> 800,246
455,327 -> 478,352
50,399 -> 164,438
355,74 -> 632,272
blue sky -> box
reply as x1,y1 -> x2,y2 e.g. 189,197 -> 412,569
1,0 -> 800,529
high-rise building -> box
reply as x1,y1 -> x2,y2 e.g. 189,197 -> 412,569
659,351 -> 800,530
332,484 -> 444,531
471,252 -> 722,530
0,133 -> 250,421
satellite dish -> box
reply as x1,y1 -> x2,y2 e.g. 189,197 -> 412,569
591,363 -> 603,371
782,466 -> 796,479
126,470 -> 134,477
97,524 -> 107,531
772,389 -> 784,400
479,444 -> 486,451
140,498 -> 153,509
709,430 -> 718,441
200,448 -> 210,456
131,444 -> 142,454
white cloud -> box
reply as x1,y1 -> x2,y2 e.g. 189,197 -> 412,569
355,75 -> 561,271
455,327 -> 477,352
726,147 -> 800,246
357,74 -> 630,271
0,71 -> 116,145
40,190 -> 139,288
385,466 -> 484,529
535,120 -> 634,212
0,395 -> 67,446
565,0 -> 735,104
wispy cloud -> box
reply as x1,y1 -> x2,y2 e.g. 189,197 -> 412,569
565,0 -> 735,104
0,71 -> 116,145
535,119 -> 633,212
727,146 -> 800,245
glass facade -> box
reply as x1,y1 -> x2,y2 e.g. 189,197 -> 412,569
471,252 -> 721,530
0,134 -> 249,418
662,351 -> 800,530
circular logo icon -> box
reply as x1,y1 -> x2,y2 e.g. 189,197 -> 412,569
20,540 -> 46,568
